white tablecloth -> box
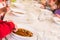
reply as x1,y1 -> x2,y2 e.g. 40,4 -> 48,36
4,9 -> 60,40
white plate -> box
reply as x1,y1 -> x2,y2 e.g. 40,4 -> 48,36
53,17 -> 60,24
6,24 -> 39,40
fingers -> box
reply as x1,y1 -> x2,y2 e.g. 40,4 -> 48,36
13,25 -> 18,32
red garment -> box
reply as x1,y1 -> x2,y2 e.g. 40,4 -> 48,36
0,20 -> 15,38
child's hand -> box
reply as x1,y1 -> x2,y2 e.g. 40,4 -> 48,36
47,0 -> 57,10
48,0 -> 56,6
55,14 -> 60,18
13,25 -> 18,32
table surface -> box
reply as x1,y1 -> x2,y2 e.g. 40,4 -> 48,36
3,10 -> 60,40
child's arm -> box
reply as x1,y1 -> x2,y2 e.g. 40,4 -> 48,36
55,13 -> 60,18
0,20 -> 15,38
54,9 -> 60,18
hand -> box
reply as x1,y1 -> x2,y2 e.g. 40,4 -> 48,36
48,0 -> 56,6
13,25 -> 18,32
47,0 -> 57,10
55,14 -> 60,18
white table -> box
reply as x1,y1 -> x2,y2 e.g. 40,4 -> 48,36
4,9 -> 60,40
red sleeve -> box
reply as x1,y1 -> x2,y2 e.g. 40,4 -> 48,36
0,20 -> 7,23
0,20 -> 4,23
6,22 -> 15,31
0,23 -> 10,38
0,21 -> 15,38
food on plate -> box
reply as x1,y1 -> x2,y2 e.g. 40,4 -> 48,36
13,28 -> 33,37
